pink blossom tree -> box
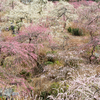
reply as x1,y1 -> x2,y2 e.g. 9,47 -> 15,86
0,24 -> 51,96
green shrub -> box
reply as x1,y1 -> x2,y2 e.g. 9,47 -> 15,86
72,28 -> 82,36
67,27 -> 72,33
9,26 -> 16,30
0,96 -> 6,100
49,82 -> 60,97
67,27 -> 83,36
48,82 -> 69,96
44,61 -> 54,65
50,82 -> 60,89
54,60 -> 62,66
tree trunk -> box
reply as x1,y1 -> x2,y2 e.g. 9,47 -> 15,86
12,1 -> 14,9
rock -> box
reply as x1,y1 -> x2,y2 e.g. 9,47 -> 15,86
12,92 -> 19,96
0,88 -> 19,99
0,92 -> 2,96
2,88 -> 14,97
94,52 -> 100,58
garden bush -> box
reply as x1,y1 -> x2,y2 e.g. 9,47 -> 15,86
72,28 -> 82,36
44,61 -> 54,65
67,27 -> 72,33
67,27 -> 83,36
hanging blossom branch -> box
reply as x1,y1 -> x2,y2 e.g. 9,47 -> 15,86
11,25 -> 50,43
0,23 -> 52,96
1,24 -> 52,69
0,41 -> 37,67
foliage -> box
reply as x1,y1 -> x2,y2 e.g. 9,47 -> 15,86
47,82 -> 69,99
72,28 -> 82,36
54,60 -> 63,66
67,27 -> 72,33
40,82 -> 60,99
9,26 -> 16,30
44,61 -> 54,65
68,27 -> 83,36
0,96 -> 6,100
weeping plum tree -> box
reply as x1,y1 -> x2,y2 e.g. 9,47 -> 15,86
0,41 -> 36,94
0,41 -> 36,67
0,24 -> 51,69
0,24 -> 50,95
14,24 -> 49,43
15,25 -> 51,71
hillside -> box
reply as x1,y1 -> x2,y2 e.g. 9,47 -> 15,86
0,0 -> 100,100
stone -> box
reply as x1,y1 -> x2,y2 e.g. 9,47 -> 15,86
2,88 -> 14,97
12,92 -> 19,96
94,52 -> 100,58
